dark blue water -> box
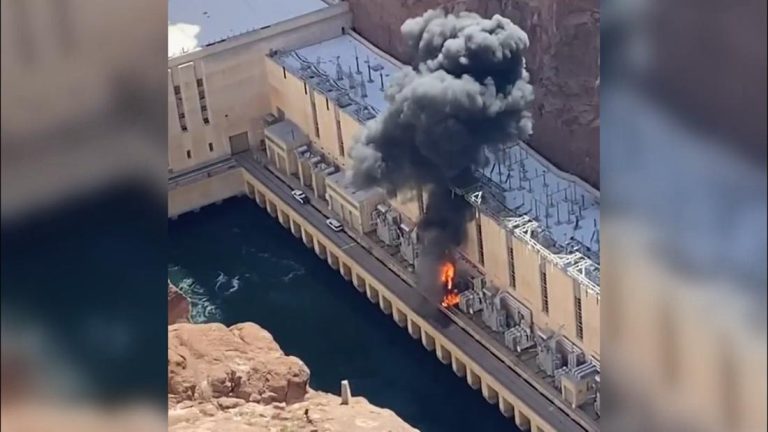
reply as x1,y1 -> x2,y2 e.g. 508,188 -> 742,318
169,197 -> 518,432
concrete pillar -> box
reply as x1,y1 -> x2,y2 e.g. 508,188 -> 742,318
451,356 -> 467,377
340,262 -> 352,281
257,191 -> 266,208
353,274 -> 365,293
482,382 -> 499,404
327,252 -> 339,270
340,380 -> 351,405
290,219 -> 300,237
499,397 -> 514,418
421,329 -> 435,352
314,239 -> 327,259
407,318 -> 421,340
435,343 -> 451,365
379,294 -> 392,315
278,209 -> 289,227
514,407 -> 531,431
467,368 -> 481,390
266,200 -> 277,217
302,228 -> 313,248
392,307 -> 407,327
366,283 -> 378,304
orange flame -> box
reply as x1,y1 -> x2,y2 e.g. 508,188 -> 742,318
440,261 -> 459,308
440,261 -> 455,290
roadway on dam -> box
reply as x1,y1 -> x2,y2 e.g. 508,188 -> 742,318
236,153 -> 586,432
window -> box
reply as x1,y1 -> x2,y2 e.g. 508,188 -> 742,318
185,149 -> 192,159
540,266 -> 549,314
309,94 -> 319,138
475,217 -> 485,267
325,97 -> 330,110
208,142 -> 214,152
197,78 -> 209,125
508,244 -> 517,289
173,85 -> 180,95
575,295 -> 584,340
282,67 -> 287,79
335,112 -> 345,159
303,82 -> 308,95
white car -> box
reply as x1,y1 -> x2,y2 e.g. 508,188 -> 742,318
326,218 -> 343,232
291,189 -> 308,204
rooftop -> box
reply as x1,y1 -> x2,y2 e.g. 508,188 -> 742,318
271,34 -> 399,123
168,0 -> 328,58
266,119 -> 309,150
462,142 -> 601,293
327,170 -> 386,203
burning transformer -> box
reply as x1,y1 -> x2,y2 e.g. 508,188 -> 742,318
439,261 -> 460,308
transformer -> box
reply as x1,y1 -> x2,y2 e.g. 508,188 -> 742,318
374,204 -> 400,246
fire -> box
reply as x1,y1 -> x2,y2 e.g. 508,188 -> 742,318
439,261 -> 460,308
440,261 -> 455,290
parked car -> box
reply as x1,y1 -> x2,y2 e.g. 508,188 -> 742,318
291,189 -> 308,204
326,218 -> 343,232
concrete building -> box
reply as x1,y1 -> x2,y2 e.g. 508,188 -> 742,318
168,0 -> 352,174
264,119 -> 310,176
325,170 -> 386,234
263,29 -> 602,364
167,3 -> 766,432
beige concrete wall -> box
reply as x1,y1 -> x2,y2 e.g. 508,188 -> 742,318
545,262 -> 578,341
314,90 -> 345,166
326,179 -> 385,234
480,213 -> 511,289
339,109 -> 362,166
479,219 -> 601,356
461,213 -> 482,267
169,7 -> 352,173
168,168 -> 245,218
267,60 -> 315,139
509,235 -> 541,314
581,286 -> 600,358
605,243 -> 766,432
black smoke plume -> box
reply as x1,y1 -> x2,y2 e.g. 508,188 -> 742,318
349,9 -> 534,284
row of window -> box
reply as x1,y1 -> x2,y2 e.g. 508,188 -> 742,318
475,216 -> 485,267
183,142 -> 215,160
173,77 -> 210,132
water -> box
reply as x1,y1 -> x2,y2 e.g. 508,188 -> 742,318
169,197 -> 519,432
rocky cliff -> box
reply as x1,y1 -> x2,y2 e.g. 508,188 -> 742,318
168,283 -> 191,325
168,322 -> 417,432
348,0 -> 600,187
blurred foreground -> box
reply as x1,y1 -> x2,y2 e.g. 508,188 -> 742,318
1,0 -> 167,430
601,0 -> 766,431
